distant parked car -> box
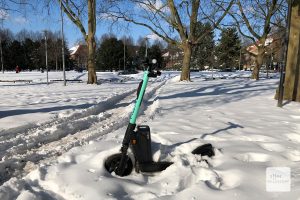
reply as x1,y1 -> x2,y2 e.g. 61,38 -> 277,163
190,69 -> 199,72
75,67 -> 84,73
220,68 -> 235,72
118,69 -> 138,75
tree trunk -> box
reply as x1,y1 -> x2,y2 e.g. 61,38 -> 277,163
87,0 -> 97,84
251,47 -> 264,80
87,35 -> 97,84
180,44 -> 192,81
283,0 -> 300,101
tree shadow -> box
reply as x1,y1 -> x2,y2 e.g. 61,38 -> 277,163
157,79 -> 277,112
167,138 -> 199,151
0,82 -> 55,87
201,122 -> 244,139
283,100 -> 293,106
151,122 -> 243,156
0,103 -> 97,118
74,72 -> 87,80
159,79 -> 274,100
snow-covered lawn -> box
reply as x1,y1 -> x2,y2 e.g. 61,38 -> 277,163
0,71 -> 299,200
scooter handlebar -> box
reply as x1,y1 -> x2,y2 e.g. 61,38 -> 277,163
148,70 -> 161,78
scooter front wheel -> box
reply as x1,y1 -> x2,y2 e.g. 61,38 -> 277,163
104,153 -> 133,176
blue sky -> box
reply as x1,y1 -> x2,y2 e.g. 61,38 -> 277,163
2,4 -> 151,48
2,1 -> 231,48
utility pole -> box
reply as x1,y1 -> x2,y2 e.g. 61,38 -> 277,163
270,44 -> 273,76
238,34 -> 244,72
45,31 -> 49,84
60,0 -> 66,86
123,37 -> 126,71
0,18 -> 4,74
267,44 -> 273,79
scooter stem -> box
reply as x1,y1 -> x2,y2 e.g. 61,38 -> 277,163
116,71 -> 149,176
130,71 -> 149,124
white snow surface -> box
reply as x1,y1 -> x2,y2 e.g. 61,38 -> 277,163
0,70 -> 300,200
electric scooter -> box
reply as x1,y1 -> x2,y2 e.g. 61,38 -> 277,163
105,59 -> 214,177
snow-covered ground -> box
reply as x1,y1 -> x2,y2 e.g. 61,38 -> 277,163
0,71 -> 299,200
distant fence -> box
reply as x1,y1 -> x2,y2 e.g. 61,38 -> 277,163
50,79 -> 83,83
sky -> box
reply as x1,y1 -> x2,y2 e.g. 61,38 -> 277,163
1,2 -> 154,48
0,1 -> 234,49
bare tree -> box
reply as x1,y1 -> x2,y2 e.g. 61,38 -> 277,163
0,0 -> 33,11
53,0 -> 97,84
229,0 -> 285,80
102,0 -> 233,81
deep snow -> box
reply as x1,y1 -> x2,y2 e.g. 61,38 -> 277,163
0,71 -> 299,200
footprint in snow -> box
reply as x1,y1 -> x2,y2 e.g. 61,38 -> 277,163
244,134 -> 277,142
234,152 -> 270,162
290,115 -> 300,119
286,133 -> 300,143
284,150 -> 300,162
258,143 -> 286,152
194,167 -> 242,191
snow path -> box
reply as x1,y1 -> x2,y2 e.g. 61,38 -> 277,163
1,72 -> 300,200
0,76 -> 168,185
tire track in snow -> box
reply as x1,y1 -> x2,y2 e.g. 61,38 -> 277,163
0,80 -> 167,185
0,89 -> 136,154
0,89 -> 135,142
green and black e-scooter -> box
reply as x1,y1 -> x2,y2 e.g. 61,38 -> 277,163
105,59 -> 214,177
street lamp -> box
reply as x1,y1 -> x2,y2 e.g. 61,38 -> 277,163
60,0 -> 66,86
0,18 -> 4,73
123,37 -> 126,71
265,39 -> 273,79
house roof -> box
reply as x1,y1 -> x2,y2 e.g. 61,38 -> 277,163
246,36 -> 275,55
162,52 -> 169,57
70,45 -> 80,55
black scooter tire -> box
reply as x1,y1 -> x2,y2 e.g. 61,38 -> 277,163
104,153 -> 133,176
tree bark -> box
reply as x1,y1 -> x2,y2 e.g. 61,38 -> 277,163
251,46 -> 264,80
180,44 -> 192,81
87,0 -> 97,84
283,0 -> 300,101
87,35 -> 97,84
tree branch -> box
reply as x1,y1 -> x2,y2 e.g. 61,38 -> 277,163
167,0 -> 187,41
236,0 -> 260,39
195,0 -> 234,44
108,10 -> 178,46
60,0 -> 87,41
